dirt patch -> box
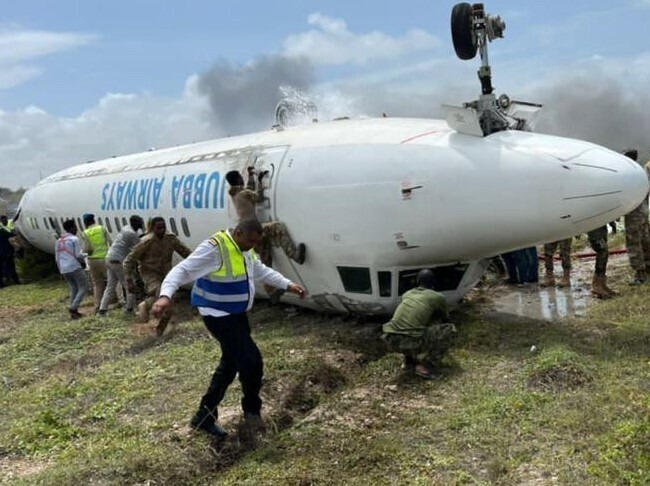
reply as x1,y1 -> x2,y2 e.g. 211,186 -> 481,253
0,455 -> 50,481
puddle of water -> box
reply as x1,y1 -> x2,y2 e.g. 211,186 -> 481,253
492,281 -> 589,320
488,254 -> 629,321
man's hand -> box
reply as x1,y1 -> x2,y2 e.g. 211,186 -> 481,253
126,278 -> 136,293
287,283 -> 307,299
152,296 -> 173,318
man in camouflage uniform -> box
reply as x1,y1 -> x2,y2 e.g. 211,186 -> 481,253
587,226 -> 615,298
382,269 -> 456,379
622,149 -> 650,285
124,217 -> 192,335
542,238 -> 572,287
226,170 -> 306,266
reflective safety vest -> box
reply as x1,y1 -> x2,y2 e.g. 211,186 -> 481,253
191,230 -> 256,314
84,224 -> 108,259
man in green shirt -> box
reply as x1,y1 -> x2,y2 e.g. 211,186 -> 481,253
382,269 -> 456,379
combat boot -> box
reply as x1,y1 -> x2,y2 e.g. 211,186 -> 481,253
558,270 -> 571,288
293,243 -> 306,265
630,269 -> 646,285
602,276 -> 618,297
591,276 -> 610,299
542,271 -> 555,287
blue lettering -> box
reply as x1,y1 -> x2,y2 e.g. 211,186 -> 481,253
171,175 -> 184,209
101,183 -> 109,210
182,174 -> 195,209
152,177 -> 165,209
125,181 -> 137,210
194,173 -> 206,209
116,181 -> 127,210
205,172 -> 220,209
219,175 -> 227,209
137,179 -> 150,210
106,182 -> 116,211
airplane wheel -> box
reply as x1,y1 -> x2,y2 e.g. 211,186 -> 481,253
451,3 -> 477,60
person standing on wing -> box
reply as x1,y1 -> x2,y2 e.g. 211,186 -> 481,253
151,217 -> 307,438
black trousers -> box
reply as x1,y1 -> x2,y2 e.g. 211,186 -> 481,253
198,313 -> 263,421
0,256 -> 19,287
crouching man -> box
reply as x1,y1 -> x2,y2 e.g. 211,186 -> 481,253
151,218 -> 306,438
382,269 -> 456,379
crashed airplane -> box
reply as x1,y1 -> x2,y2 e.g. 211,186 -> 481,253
15,3 -> 649,315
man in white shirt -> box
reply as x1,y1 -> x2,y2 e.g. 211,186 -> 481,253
99,215 -> 144,316
152,218 -> 306,439
55,219 -> 89,319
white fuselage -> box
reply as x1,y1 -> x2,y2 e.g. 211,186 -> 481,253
16,118 -> 649,315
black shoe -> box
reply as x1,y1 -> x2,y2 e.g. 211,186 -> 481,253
293,243 -> 306,265
98,310 -> 108,317
190,413 -> 228,439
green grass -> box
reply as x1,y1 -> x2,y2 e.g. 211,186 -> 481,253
0,272 -> 648,485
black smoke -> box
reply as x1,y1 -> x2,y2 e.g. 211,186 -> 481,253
196,55 -> 313,135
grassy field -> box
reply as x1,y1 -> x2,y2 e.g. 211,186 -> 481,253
0,266 -> 648,485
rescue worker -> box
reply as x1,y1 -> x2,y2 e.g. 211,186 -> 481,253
82,214 -> 112,313
55,219 -> 88,319
0,215 -> 19,287
99,215 -> 144,315
382,269 -> 457,379
542,238 -> 572,287
622,149 -> 650,285
226,170 -> 306,266
123,216 -> 192,335
151,217 -> 306,438
588,226 -> 616,298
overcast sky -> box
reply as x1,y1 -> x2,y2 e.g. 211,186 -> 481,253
1,0 -> 649,189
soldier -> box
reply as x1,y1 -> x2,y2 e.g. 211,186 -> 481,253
123,217 -> 192,335
587,226 -> 616,298
382,269 -> 457,379
542,238 -> 572,287
82,214 -> 112,313
226,170 -> 306,266
622,149 -> 650,285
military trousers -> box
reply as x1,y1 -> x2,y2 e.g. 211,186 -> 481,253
587,226 -> 609,277
624,209 -> 650,272
382,323 -> 457,366
544,239 -> 572,273
260,222 -> 299,266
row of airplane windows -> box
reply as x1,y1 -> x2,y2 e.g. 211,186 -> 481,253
24,215 -> 192,239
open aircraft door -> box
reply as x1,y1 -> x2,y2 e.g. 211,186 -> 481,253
247,146 -> 308,295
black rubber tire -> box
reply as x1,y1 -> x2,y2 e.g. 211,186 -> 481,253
451,3 -> 477,60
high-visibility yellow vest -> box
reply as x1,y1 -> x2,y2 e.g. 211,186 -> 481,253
190,230 -> 256,313
84,224 -> 109,259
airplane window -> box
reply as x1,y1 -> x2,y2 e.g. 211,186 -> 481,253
181,217 -> 191,237
105,218 -> 113,233
378,271 -> 392,297
398,264 -> 469,295
122,217 -> 127,227
114,217 -> 121,231
49,218 -> 57,231
169,218 -> 178,235
337,266 -> 372,295
60,218 -> 65,230
43,218 -> 49,230
34,218 -> 40,230
77,218 -> 83,231
98,217 -> 103,227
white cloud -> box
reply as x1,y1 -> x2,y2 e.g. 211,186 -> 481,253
283,13 -> 439,65
0,27 -> 95,89
0,77 -> 217,188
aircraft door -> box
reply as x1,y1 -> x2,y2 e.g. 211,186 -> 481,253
247,146 -> 289,223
